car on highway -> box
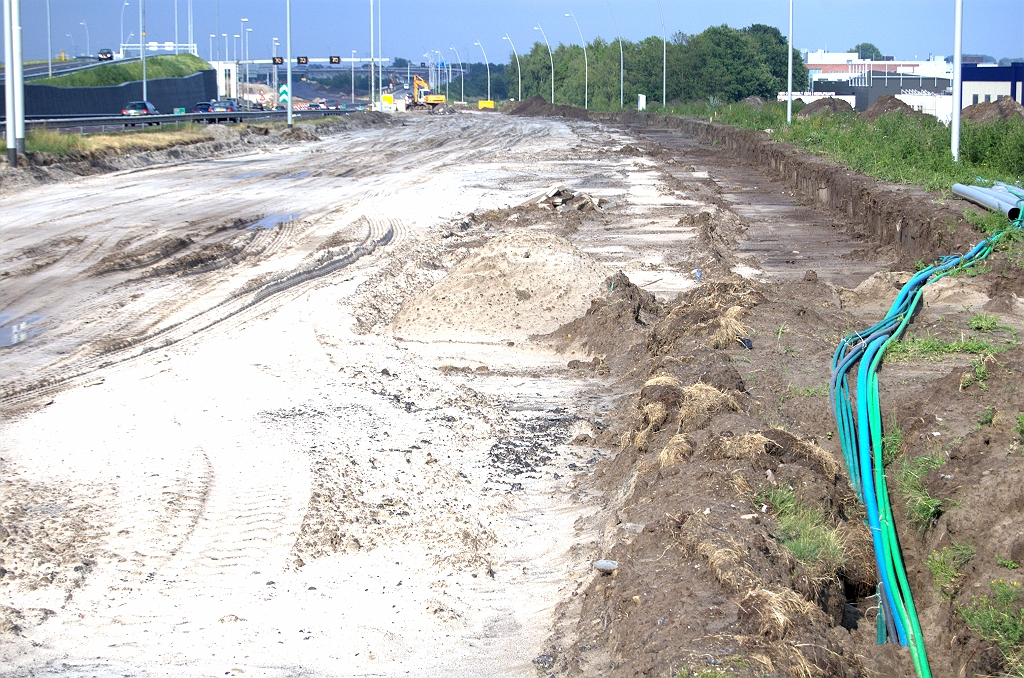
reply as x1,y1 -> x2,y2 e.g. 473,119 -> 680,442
193,102 -> 213,113
122,101 -> 159,116
307,101 -> 325,110
211,100 -> 239,112
250,102 -> 265,111
97,49 -> 114,61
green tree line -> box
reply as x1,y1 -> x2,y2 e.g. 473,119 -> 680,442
504,23 -> 808,110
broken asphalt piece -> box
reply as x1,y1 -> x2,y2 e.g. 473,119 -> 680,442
593,559 -> 618,574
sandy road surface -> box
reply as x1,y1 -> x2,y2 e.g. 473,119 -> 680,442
0,114 -> 719,676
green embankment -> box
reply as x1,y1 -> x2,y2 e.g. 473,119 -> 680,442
36,54 -> 210,87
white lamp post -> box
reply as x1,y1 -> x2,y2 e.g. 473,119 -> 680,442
952,0 -> 963,161
534,24 -> 554,103
209,33 -> 214,61
286,0 -> 293,127
787,0 -> 793,125
474,40 -> 490,102
351,49 -> 356,102
80,20 -> 89,57
656,0 -> 666,106
503,34 -> 521,101
565,11 -> 588,109
120,1 -> 129,57
45,0 -> 51,76
140,0 -> 147,100
450,45 -> 464,103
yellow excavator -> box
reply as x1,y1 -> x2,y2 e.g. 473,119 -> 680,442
411,75 -> 447,109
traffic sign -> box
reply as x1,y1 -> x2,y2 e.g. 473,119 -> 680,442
329,55 -> 340,64
272,56 -> 283,65
279,84 -> 290,103
297,56 -> 309,65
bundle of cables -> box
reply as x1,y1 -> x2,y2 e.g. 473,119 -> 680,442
829,179 -> 1024,678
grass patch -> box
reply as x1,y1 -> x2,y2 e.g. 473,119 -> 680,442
969,313 -> 1011,333
756,486 -> 846,573
927,541 -> 976,599
885,334 -> 1000,361
7,124 -> 212,157
896,450 -> 945,530
999,556 -> 1021,570
980,406 -> 998,427
668,100 -> 1024,192
1015,414 -> 1024,440
957,579 -> 1024,670
37,54 -> 210,87
881,416 -> 905,468
961,355 -> 996,392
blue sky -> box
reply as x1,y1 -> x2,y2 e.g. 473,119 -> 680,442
11,1 -> 1024,64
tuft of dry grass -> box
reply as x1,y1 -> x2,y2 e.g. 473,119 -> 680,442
658,434 -> 693,467
20,125 -> 211,157
678,383 -> 740,432
739,587 -> 819,640
635,402 -> 670,451
644,374 -> 680,387
709,433 -> 773,461
793,439 -> 842,481
709,305 -> 750,349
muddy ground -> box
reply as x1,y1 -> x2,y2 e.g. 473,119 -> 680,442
1,106 -> 1023,678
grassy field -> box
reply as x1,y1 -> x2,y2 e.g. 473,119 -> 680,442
36,54 -> 210,87
1,125 -> 211,156
666,100 -> 1024,193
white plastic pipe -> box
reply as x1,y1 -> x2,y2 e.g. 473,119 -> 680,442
953,184 -> 1021,220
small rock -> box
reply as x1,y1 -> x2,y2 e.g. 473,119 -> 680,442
803,270 -> 818,282
593,560 -> 618,574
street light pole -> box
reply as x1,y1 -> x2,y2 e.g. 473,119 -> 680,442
139,0 -> 147,100
45,0 -> 51,77
80,20 -> 89,58
565,11 -> 588,109
245,25 -> 251,108
369,0 -> 374,107
952,0 -> 963,161
657,0 -> 666,106
351,49 -> 356,102
534,24 -> 554,103
120,1 -> 128,56
450,46 -> 463,103
503,34 -> 521,101
286,0 -> 293,127
188,0 -> 193,54
377,0 -> 382,107
174,0 -> 178,54
787,0 -> 793,125
210,34 -> 214,61
474,40 -> 490,102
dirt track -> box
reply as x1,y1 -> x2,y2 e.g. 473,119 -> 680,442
2,110 -> 1024,677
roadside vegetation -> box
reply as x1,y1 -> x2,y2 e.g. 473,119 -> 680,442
756,485 -> 846,573
926,541 -> 976,599
956,579 -> 1024,673
895,450 -> 946,530
36,54 -> 209,87
0,124 -> 210,157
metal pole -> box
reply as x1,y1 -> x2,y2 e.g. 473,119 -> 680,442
174,0 -> 178,54
952,0 -> 963,161
210,34 -> 214,61
607,0 -> 622,108
3,0 -> 16,165
81,20 -> 89,58
787,0 -> 793,125
140,0 -> 146,100
45,0 -> 51,77
286,0 -> 292,127
657,0 -> 665,106
351,49 -> 355,102
188,0 -> 193,54
475,40 -> 489,101
566,11 -> 587,109
535,24 -> 554,103
451,45 -> 463,103
374,0 -> 378,106
504,34 -> 521,101
11,0 -> 23,156
120,1 -> 128,54
377,0 -> 382,105
245,26 -> 251,108
216,0 -> 220,61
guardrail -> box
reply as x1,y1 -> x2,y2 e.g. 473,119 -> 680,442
0,107 -> 358,135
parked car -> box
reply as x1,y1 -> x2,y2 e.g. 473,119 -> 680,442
122,101 -> 159,116
211,100 -> 239,112
193,102 -> 213,113
97,49 -> 114,61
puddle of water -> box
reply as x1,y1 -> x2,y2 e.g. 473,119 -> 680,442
248,214 -> 301,230
0,315 -> 46,348
233,172 -> 267,180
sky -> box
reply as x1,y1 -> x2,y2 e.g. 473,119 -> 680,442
9,0 -> 1024,65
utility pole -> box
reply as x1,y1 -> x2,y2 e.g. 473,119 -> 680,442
952,0 -> 963,161
188,0 -> 193,55
351,49 -> 356,103
45,0 -> 51,77
377,0 -> 382,105
787,0 -> 793,125
474,40 -> 490,101
503,34 -> 521,101
565,11 -> 588,109
286,0 -> 293,127
369,0 -> 375,107
450,45 -> 463,103
657,0 -> 666,107
140,0 -> 146,100
174,0 -> 178,54
535,24 -> 554,103
3,0 -> 25,165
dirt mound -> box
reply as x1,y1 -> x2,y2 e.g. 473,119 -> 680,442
961,96 -> 1024,123
506,95 -> 590,120
740,96 -> 765,108
859,94 -> 918,122
795,97 -> 854,119
391,230 -> 612,343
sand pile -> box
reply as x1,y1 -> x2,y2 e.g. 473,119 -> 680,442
391,230 -> 612,343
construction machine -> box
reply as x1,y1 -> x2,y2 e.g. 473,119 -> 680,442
410,75 -> 447,109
